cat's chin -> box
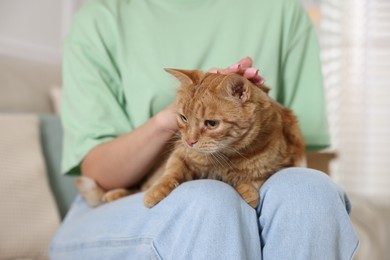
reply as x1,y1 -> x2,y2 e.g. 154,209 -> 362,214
185,145 -> 218,155
187,147 -> 208,154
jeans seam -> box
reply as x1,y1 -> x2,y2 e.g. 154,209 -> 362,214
151,241 -> 164,260
51,236 -> 155,253
349,239 -> 360,260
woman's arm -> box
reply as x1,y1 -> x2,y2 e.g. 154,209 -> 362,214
62,6 -> 181,190
81,103 -> 178,190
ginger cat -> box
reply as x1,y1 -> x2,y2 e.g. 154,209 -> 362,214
76,68 -> 305,208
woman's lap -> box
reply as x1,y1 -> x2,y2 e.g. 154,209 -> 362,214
50,178 -> 261,259
49,168 -> 358,260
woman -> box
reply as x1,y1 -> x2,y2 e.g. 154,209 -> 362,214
50,0 -> 358,259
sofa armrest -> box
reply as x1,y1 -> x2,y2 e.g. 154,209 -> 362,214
306,152 -> 336,175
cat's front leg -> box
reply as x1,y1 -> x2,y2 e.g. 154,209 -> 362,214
235,181 -> 263,208
101,188 -> 136,203
143,152 -> 188,208
143,175 -> 181,208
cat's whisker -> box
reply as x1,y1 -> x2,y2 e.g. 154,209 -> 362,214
221,145 -> 249,161
160,146 -> 175,157
164,137 -> 178,143
206,154 -> 219,169
160,140 -> 180,158
164,129 -> 180,136
208,153 -> 220,168
213,151 -> 234,170
209,152 -> 225,169
161,134 -> 181,146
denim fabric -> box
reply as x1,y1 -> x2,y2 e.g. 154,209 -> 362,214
49,168 -> 359,259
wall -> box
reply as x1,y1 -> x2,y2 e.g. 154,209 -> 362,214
0,0 -> 87,63
0,0 -> 88,113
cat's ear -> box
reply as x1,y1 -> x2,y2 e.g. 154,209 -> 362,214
223,74 -> 251,102
165,68 -> 204,86
258,85 -> 270,94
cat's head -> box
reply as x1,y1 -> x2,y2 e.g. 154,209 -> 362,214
166,68 -> 272,155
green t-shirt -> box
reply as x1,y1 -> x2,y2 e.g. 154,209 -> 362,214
62,0 -> 330,176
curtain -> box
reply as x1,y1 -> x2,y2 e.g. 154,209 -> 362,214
319,0 -> 390,205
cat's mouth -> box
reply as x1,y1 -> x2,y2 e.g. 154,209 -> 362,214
186,145 -> 208,154
183,141 -> 217,155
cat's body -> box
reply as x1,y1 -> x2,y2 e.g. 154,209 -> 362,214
76,69 -> 305,208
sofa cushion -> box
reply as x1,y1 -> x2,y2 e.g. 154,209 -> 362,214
0,114 -> 60,259
40,114 -> 77,218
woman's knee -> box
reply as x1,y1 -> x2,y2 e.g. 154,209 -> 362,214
260,167 -> 351,213
259,168 -> 359,260
151,180 -> 262,259
162,170 -> 347,212
162,179 -> 246,210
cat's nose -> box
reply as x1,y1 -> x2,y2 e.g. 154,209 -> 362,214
186,139 -> 198,147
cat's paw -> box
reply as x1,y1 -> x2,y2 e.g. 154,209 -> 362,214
101,189 -> 131,203
143,178 -> 179,208
235,183 -> 259,208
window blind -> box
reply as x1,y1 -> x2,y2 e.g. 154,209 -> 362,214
319,0 -> 390,205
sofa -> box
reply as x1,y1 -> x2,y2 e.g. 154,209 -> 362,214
0,55 -> 78,259
1,55 -> 389,260
0,114 -> 78,259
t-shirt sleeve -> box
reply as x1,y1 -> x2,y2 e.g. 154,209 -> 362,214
61,4 -> 132,176
280,2 -> 330,151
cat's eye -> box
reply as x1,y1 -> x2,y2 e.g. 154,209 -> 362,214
179,114 -> 187,122
205,120 -> 219,129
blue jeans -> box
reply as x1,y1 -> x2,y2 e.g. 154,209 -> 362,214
49,168 -> 359,259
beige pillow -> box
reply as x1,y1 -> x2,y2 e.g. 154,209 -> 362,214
49,86 -> 62,116
0,114 -> 60,260
349,195 -> 388,260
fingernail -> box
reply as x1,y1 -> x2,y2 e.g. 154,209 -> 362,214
229,63 -> 240,71
243,67 -> 259,78
256,76 -> 265,85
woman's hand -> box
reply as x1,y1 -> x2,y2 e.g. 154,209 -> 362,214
155,103 -> 179,134
209,56 -> 265,86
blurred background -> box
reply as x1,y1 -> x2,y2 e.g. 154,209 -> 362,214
0,0 -> 389,259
